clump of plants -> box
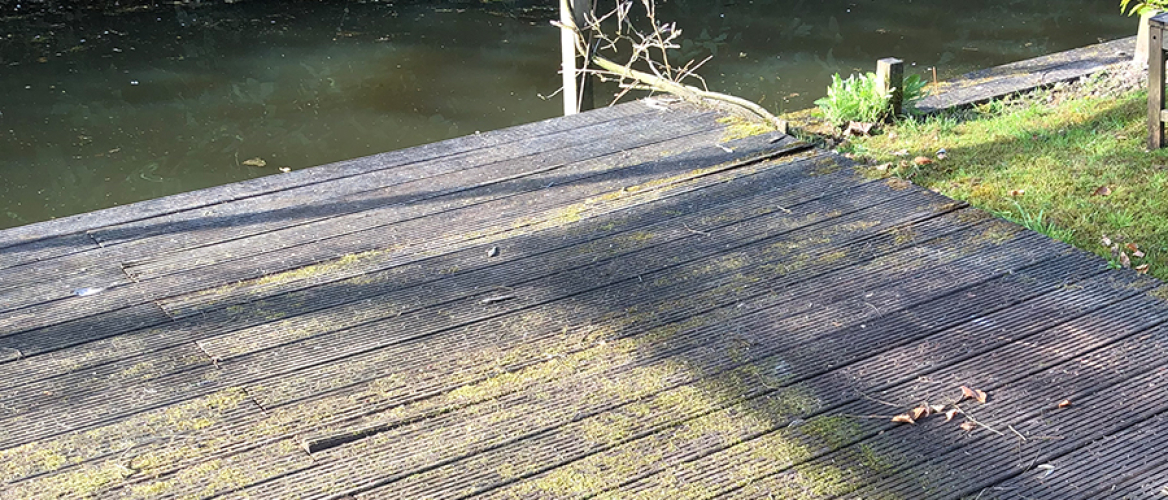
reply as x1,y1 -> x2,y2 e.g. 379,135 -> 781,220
814,72 -> 927,127
1120,0 -> 1168,16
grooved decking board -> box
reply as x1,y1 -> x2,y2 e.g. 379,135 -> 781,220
915,37 -> 1134,114
0,106 -> 720,313
712,285 -> 1168,500
300,245 -> 1107,500
221,190 -> 958,410
0,118 -> 767,336
0,232 -> 101,273
3,100 -> 1167,499
984,412 -> 1168,499
0,101 -> 656,255
0,145 -> 826,384
121,117 -> 766,282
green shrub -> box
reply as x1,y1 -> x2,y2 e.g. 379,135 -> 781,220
814,72 -> 927,126
1120,0 -> 1168,16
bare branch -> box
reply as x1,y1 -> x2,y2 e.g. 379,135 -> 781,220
556,0 -> 786,133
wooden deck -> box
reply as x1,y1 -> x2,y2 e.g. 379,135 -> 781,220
915,36 -> 1135,114
2,100 -> 1167,500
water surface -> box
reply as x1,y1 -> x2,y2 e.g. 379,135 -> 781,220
0,0 -> 1133,228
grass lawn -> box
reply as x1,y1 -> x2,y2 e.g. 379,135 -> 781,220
833,69 -> 1168,280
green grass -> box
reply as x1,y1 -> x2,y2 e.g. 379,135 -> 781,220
841,79 -> 1168,280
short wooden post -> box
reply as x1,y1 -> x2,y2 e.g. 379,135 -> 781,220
560,0 -> 594,115
1149,13 -> 1168,149
876,58 -> 904,119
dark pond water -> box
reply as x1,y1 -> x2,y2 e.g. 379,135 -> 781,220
0,0 -> 1133,229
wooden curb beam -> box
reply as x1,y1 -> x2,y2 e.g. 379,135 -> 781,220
1148,13 -> 1168,149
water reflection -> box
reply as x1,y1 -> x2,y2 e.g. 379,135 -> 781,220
0,0 -> 1132,228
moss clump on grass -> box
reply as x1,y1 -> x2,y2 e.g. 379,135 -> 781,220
842,69 -> 1168,279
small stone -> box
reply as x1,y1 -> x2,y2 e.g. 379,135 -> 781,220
487,246 -> 499,258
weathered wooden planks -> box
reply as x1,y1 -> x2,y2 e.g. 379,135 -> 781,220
915,37 -> 1135,114
2,98 -> 1166,500
0,102 -> 659,254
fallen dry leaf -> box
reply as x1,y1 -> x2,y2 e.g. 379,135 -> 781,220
891,414 -> 916,424
1008,189 -> 1026,197
892,149 -> 909,156
913,156 -> 935,166
945,408 -> 960,422
1101,235 -> 1112,247
1136,264 -> 1150,274
930,404 -> 946,414
847,121 -> 876,136
874,163 -> 891,172
910,406 -> 929,420
1120,251 -> 1131,269
960,386 -> 988,404
1091,185 -> 1112,197
1126,242 -> 1140,252
1057,399 -> 1072,409
1134,250 -> 1146,258
959,421 -> 977,432
242,157 -> 267,168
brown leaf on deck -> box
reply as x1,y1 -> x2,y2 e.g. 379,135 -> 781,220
960,385 -> 987,404
930,404 -> 946,414
910,406 -> 929,420
891,414 -> 916,424
1057,399 -> 1072,409
945,408 -> 960,422
959,421 -> 977,432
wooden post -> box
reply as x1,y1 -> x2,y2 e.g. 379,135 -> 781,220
876,58 -> 904,120
560,0 -> 594,115
1149,13 -> 1168,149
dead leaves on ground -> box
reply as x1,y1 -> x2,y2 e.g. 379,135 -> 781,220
1091,185 -> 1112,197
1102,235 -> 1151,273
889,386 -> 989,433
887,386 -> 1077,443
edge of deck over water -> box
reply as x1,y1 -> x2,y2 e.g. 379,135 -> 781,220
2,96 -> 1168,500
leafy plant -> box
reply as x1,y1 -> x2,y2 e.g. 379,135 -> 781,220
1121,0 -> 1168,16
814,72 -> 927,126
